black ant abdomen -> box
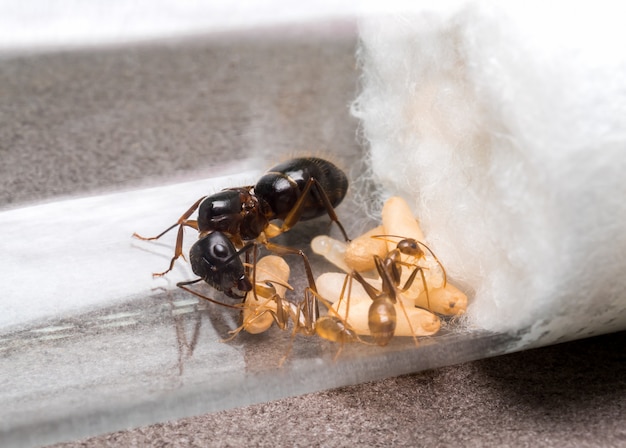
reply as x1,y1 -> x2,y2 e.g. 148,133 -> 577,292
255,157 -> 348,221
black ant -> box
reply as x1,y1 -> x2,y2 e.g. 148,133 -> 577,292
133,157 -> 350,309
134,157 -> 349,272
338,235 -> 446,346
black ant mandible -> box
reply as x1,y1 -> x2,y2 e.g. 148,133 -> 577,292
134,157 -> 350,303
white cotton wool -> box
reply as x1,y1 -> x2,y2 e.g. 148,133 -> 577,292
352,1 -> 626,347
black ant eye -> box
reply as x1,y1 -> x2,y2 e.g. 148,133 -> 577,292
213,243 -> 228,258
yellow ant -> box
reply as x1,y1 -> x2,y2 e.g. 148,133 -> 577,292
329,235 -> 444,346
222,255 -> 368,363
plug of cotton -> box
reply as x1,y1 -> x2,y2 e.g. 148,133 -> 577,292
352,2 -> 626,348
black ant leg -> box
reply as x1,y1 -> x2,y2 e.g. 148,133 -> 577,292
247,242 -> 259,298
263,241 -> 320,321
266,177 -> 350,242
133,196 -> 206,276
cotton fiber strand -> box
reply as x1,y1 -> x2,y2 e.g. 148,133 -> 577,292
352,1 -> 626,347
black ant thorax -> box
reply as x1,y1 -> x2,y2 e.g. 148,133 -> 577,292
197,188 -> 271,242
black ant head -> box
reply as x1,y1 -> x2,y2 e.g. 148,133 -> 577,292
189,232 -> 252,300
